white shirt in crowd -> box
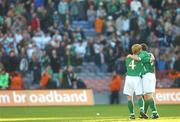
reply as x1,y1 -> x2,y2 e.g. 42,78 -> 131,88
27,45 -> 36,59
94,43 -> 103,54
32,35 -> 44,49
116,16 -> 130,32
122,18 -> 130,31
14,33 -> 23,43
43,35 -> 51,47
74,41 -> 87,57
130,0 -> 142,13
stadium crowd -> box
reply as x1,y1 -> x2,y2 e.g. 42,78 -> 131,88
0,0 -> 179,90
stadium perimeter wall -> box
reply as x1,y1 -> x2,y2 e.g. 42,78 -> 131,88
0,89 -> 179,106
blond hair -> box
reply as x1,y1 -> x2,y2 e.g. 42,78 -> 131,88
131,44 -> 142,54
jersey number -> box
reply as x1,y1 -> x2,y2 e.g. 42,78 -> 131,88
129,60 -> 136,70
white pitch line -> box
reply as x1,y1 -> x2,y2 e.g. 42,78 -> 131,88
1,117 -> 180,122
0,117 -> 60,121
0,117 -> 123,122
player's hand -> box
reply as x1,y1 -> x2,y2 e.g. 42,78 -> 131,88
127,54 -> 132,58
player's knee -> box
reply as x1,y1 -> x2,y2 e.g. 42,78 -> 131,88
127,95 -> 132,100
144,95 -> 148,100
144,93 -> 153,100
137,95 -> 143,99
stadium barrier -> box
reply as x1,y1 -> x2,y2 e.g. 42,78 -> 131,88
0,89 -> 94,106
154,89 -> 180,104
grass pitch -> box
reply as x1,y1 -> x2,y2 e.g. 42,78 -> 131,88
0,104 -> 180,122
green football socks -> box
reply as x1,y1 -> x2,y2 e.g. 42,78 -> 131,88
144,100 -> 149,114
138,98 -> 144,111
149,98 -> 157,113
128,100 -> 134,115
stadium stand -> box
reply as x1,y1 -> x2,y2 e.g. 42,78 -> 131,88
0,0 -> 179,91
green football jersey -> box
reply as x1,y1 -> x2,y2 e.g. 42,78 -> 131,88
138,51 -> 155,73
0,73 -> 9,88
125,57 -> 144,76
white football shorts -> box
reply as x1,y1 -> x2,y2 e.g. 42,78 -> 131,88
123,76 -> 143,96
142,73 -> 156,94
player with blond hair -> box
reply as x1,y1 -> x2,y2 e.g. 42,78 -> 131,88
123,44 -> 148,120
128,43 -> 159,119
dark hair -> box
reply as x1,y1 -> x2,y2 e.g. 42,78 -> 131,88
141,43 -> 148,51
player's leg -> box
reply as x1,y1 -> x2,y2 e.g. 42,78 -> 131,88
144,95 -> 149,114
143,73 -> 159,119
135,77 -> 148,119
127,95 -> 135,119
123,76 -> 135,119
144,93 -> 159,119
142,76 -> 149,114
136,95 -> 144,111
137,95 -> 148,119
139,95 -> 149,119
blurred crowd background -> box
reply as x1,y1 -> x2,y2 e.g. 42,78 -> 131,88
0,0 -> 179,90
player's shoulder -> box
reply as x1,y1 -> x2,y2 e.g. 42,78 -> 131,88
140,51 -> 150,56
141,51 -> 148,54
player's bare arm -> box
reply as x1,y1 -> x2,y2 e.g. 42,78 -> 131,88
150,53 -> 155,61
127,54 -> 141,61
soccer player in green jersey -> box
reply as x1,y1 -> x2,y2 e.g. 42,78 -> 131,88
123,44 -> 148,120
128,43 -> 159,119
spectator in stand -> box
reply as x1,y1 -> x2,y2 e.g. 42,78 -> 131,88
173,53 -> 180,72
109,71 -> 122,104
52,11 -> 60,24
0,64 -> 9,89
37,6 -> 52,32
85,38 -> 95,62
95,16 -> 104,34
10,72 -> 24,90
106,16 -> 115,36
96,2 -> 107,18
87,5 -> 96,28
156,54 -> 168,80
31,13 -> 40,31
130,0 -> 142,15
74,39 -> 86,68
40,64 -> 56,89
11,16 -> 24,33
72,79 -> 87,89
106,48 -> 116,72
34,0 -> 44,8
29,52 -> 41,86
50,49 -> 61,87
61,66 -> 77,89
107,0 -> 119,19
70,0 -> 79,21
168,70 -> 180,87
94,47 -> 106,73
116,14 -> 130,33
58,0 -> 69,25
6,50 -> 19,73
76,0 -> 86,20
121,32 -> 130,51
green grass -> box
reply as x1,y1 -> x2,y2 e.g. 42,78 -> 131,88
0,104 -> 180,122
